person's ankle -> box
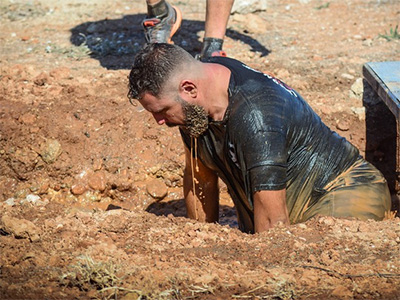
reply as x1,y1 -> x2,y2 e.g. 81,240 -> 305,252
147,0 -> 168,19
200,37 -> 224,58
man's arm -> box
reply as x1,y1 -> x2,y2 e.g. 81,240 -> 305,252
183,147 -> 219,222
253,189 -> 290,232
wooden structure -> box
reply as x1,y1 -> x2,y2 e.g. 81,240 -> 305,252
363,61 -> 400,192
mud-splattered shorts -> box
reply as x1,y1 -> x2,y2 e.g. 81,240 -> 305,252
297,157 -> 392,223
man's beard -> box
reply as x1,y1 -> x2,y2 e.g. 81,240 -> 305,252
174,96 -> 209,138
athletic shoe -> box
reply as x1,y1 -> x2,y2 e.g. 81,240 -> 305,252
142,3 -> 182,44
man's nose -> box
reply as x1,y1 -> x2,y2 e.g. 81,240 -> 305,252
152,113 -> 165,125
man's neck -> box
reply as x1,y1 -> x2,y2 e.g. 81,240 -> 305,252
201,62 -> 231,122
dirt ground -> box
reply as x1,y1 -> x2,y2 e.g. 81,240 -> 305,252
1,0 -> 400,299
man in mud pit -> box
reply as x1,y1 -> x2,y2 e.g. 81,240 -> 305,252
128,43 -> 391,233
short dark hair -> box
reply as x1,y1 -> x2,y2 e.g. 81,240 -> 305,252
128,43 -> 192,102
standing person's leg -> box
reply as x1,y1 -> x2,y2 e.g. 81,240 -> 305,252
199,0 -> 234,59
142,0 -> 182,44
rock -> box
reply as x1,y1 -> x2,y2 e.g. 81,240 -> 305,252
25,194 -> 41,203
88,171 -> 107,192
350,78 -> 363,98
0,215 -> 40,242
5,198 -> 16,206
21,194 -> 48,206
71,182 -> 87,195
146,178 -> 168,200
351,107 -> 365,121
232,0 -> 268,14
40,139 -> 62,164
336,120 -> 350,131
341,73 -> 355,80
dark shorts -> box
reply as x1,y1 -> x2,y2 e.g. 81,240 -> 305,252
295,157 -> 392,223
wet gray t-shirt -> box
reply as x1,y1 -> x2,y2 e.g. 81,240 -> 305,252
180,57 -> 359,233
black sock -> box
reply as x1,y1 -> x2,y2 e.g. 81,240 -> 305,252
200,37 -> 224,58
147,0 -> 168,19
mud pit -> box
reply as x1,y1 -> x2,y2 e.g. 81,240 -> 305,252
1,0 -> 400,299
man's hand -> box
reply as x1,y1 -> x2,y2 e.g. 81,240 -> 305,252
183,147 -> 219,222
253,189 -> 289,232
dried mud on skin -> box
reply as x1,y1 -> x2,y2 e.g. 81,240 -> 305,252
1,0 -> 400,299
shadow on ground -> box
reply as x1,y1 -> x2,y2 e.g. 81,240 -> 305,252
146,198 -> 239,228
70,14 -> 270,70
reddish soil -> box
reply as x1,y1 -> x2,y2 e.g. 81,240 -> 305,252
1,0 -> 399,299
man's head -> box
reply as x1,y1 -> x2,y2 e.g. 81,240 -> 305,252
128,43 -> 195,101
128,43 -> 210,137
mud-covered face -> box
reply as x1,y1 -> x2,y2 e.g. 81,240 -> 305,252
176,96 -> 209,138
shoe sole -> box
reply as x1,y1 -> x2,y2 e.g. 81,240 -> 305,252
168,5 -> 182,44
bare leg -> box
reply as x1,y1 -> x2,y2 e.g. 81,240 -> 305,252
204,0 -> 234,39
199,0 -> 234,58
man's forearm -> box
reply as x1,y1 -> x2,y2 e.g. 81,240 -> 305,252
183,147 -> 219,222
253,189 -> 289,232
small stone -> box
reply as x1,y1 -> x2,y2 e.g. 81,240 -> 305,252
40,139 -> 62,164
71,183 -> 87,195
92,158 -> 103,171
25,194 -> 41,204
232,0 -> 267,14
88,171 -> 107,192
146,178 -> 168,200
341,73 -> 355,80
351,107 -> 365,121
5,198 -> 16,206
336,120 -> 350,131
350,78 -> 364,98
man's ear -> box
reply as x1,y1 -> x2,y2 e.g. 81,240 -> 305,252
179,80 -> 197,98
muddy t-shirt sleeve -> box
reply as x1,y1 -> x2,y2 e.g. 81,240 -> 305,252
228,91 -> 288,193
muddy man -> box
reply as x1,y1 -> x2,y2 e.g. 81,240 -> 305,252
128,43 -> 391,233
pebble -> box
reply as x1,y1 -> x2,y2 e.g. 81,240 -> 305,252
351,107 -> 365,121
336,120 -> 350,131
232,0 -> 267,14
350,77 -> 364,98
5,198 -> 16,206
341,73 -> 355,80
40,139 -> 62,164
71,183 -> 87,195
146,178 -> 168,200
88,171 -> 107,192
21,194 -> 48,206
